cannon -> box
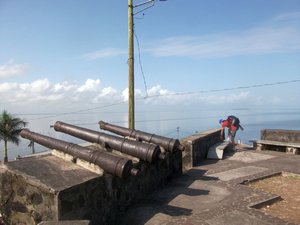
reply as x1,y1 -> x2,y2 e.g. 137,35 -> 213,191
99,121 -> 185,152
53,121 -> 163,163
20,129 -> 139,179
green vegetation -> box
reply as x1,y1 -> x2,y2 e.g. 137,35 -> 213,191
0,110 -> 27,163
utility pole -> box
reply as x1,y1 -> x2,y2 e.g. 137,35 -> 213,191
128,0 -> 166,129
128,0 -> 135,129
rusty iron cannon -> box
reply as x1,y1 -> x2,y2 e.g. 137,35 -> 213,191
53,121 -> 163,163
99,121 -> 185,152
20,129 -> 139,179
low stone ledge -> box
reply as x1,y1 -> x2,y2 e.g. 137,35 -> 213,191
181,128 -> 221,171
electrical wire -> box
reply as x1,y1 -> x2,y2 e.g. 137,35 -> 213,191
28,99 -> 128,121
6,79 -> 300,122
134,30 -> 148,97
142,79 -> 300,99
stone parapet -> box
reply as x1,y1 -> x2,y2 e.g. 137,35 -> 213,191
181,128 -> 221,171
261,129 -> 300,143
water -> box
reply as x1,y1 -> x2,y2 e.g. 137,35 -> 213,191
2,107 -> 300,161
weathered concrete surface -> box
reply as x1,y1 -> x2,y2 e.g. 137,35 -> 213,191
207,166 -> 269,181
118,145 -> 300,225
206,210 -> 272,225
207,141 -> 231,159
224,151 -> 275,163
2,154 -> 100,192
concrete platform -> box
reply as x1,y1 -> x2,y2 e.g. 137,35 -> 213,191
118,145 -> 300,225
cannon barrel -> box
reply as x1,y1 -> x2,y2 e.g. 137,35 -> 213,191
53,121 -> 163,163
99,121 -> 185,152
20,129 -> 139,179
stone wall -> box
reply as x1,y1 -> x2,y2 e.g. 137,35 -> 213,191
57,151 -> 182,224
261,129 -> 300,143
0,150 -> 181,225
0,167 -> 58,224
181,128 -> 221,171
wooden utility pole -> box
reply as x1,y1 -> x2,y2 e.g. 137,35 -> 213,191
128,0 -> 135,129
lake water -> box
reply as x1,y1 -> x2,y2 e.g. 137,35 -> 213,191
2,107 -> 300,161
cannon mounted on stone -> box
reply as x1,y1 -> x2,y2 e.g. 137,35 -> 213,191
99,120 -> 185,152
53,121 -> 164,163
20,129 -> 139,179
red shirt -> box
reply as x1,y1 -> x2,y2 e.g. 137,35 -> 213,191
221,120 -> 237,131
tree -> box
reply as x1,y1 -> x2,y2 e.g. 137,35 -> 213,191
0,110 -> 27,163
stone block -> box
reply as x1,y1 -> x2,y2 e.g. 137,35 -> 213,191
207,141 -> 230,159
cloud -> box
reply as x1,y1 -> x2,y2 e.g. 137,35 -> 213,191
81,48 -> 126,60
272,11 -> 300,22
0,78 -> 293,116
0,59 -> 30,79
122,88 -> 129,102
0,78 -> 121,107
202,92 -> 250,105
79,12 -> 300,60
53,82 -> 77,92
20,78 -> 51,93
146,26 -> 300,58
141,86 -> 253,106
142,12 -> 300,58
77,79 -> 100,92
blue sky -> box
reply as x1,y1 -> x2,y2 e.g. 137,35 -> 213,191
1,0 -> 300,119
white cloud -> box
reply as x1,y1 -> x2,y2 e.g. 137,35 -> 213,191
147,26 -> 300,58
143,12 -> 300,58
101,86 -> 117,96
0,82 -> 18,92
0,59 -> 30,79
79,12 -> 300,60
53,82 -> 77,92
77,79 -> 100,92
81,48 -> 126,60
20,78 -> 51,93
92,86 -> 120,103
0,78 -> 120,106
273,11 -> 300,22
0,78 -> 294,116
202,92 -> 250,105
147,85 -> 171,96
121,88 -> 128,102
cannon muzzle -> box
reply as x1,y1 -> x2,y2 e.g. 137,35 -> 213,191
53,121 -> 163,163
20,129 -> 139,179
99,121 -> 185,152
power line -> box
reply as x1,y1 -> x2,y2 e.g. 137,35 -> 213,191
134,30 -> 148,97
71,114 -> 229,127
28,100 -> 128,121
9,79 -> 300,122
141,79 -> 300,99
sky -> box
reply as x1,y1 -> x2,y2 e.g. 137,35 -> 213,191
0,0 -> 300,131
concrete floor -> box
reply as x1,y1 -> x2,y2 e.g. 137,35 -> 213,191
118,145 -> 300,225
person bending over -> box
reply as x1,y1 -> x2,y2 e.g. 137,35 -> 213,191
219,115 -> 244,145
